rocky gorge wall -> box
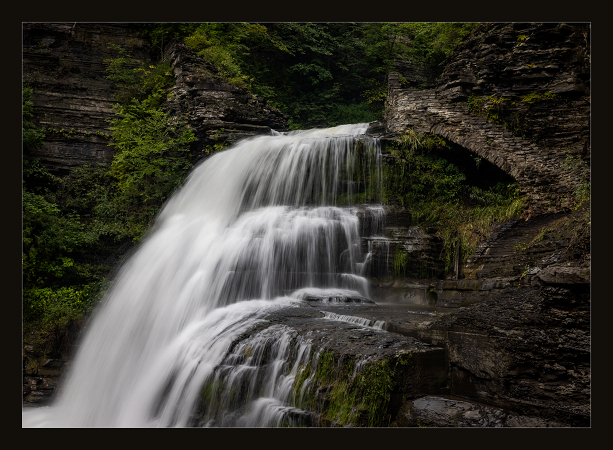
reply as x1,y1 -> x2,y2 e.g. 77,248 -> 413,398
23,23 -> 151,172
22,24 -> 288,173
162,41 -> 289,162
385,22 -> 590,215
374,22 -> 590,426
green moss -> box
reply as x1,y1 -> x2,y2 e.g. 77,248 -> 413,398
393,248 -> 408,278
514,226 -> 549,253
291,350 -> 415,427
562,154 -> 590,208
521,91 -> 557,104
466,94 -> 511,125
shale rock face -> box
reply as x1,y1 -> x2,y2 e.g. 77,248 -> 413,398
418,279 -> 590,427
385,23 -> 590,214
22,25 -> 289,173
22,23 -> 152,172
377,23 -> 591,424
365,225 -> 444,283
162,41 -> 288,163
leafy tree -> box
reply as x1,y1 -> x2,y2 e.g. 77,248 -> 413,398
108,99 -> 194,205
23,44 -> 196,338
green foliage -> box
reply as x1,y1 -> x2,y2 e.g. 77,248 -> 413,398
467,94 -> 511,125
24,45 -> 196,340
23,282 -> 103,325
23,85 -> 45,150
104,44 -> 195,223
327,103 -> 377,126
139,23 -> 479,130
104,43 -> 174,107
385,131 -> 466,206
183,23 -> 286,90
177,23 -> 478,129
108,100 -> 194,202
422,184 -> 524,274
393,248 -> 408,277
393,22 -> 478,67
384,129 -> 524,274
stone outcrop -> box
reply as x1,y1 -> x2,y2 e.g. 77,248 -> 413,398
162,41 -> 288,163
366,225 -> 444,282
396,395 -> 564,427
385,22 -> 590,215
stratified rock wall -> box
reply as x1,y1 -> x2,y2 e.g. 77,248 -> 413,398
162,41 -> 288,163
385,23 -> 590,215
22,25 -> 289,173
22,23 -> 151,172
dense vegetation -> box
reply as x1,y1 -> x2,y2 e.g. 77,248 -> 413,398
142,22 -> 478,129
22,45 -> 194,342
23,22 -> 483,352
382,130 -> 523,274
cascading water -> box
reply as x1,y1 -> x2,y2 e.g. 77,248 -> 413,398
22,123 -> 384,427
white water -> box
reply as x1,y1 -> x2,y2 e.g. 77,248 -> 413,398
321,311 -> 386,330
22,123 -> 382,427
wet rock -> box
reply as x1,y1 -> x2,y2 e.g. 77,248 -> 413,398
396,395 -> 563,427
420,285 -> 590,426
537,263 -> 590,285
291,288 -> 375,304
366,225 -> 444,282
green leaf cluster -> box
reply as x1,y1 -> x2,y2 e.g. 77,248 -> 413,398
104,43 -> 175,108
108,100 -> 194,202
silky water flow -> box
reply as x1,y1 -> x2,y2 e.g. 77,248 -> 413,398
22,123 -> 387,427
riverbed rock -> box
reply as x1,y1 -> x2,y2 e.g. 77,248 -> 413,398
537,263 -> 590,285
396,395 -> 563,427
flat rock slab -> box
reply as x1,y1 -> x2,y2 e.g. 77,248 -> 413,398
302,303 -> 453,341
262,304 -> 443,361
397,395 -> 565,427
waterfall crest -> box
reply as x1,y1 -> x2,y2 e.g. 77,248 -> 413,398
23,123 -> 383,427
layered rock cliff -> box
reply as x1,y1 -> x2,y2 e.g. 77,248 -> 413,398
23,23 -> 151,172
162,41 -> 288,163
22,24 -> 288,173
379,22 -> 590,426
386,22 -> 590,215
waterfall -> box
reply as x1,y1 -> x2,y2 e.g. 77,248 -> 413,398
22,123 -> 383,427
